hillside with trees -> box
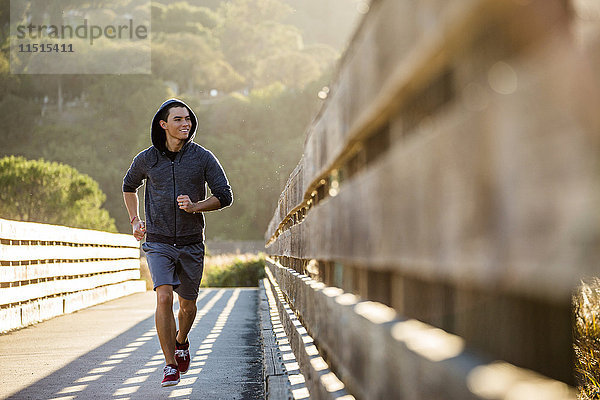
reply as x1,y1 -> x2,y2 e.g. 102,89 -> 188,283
0,0 -> 361,238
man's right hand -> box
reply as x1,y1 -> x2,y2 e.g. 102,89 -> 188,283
132,219 -> 146,241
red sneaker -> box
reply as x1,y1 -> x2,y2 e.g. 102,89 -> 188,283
161,364 -> 180,387
175,340 -> 190,374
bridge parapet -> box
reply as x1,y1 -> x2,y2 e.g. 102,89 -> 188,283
266,0 -> 599,398
0,218 -> 145,333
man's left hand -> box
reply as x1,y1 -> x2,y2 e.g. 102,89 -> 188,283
177,195 -> 197,213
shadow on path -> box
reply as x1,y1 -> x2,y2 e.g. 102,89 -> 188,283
6,288 -> 263,400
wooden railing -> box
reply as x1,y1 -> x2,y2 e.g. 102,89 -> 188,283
0,218 -> 145,332
265,0 -> 600,398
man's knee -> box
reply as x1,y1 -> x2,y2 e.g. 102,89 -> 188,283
156,285 -> 174,308
179,299 -> 197,317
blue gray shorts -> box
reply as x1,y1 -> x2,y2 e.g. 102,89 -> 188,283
141,241 -> 205,301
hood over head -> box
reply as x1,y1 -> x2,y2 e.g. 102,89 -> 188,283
151,98 -> 198,153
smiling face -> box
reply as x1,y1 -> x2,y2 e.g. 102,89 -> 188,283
159,106 -> 191,143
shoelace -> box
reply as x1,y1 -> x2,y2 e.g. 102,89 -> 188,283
164,365 -> 178,376
175,349 -> 189,359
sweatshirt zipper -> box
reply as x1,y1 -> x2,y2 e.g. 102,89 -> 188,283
172,161 -> 177,246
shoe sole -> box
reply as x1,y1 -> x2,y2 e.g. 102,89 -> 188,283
161,379 -> 180,387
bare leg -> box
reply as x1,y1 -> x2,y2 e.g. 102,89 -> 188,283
155,285 -> 177,365
176,296 -> 197,344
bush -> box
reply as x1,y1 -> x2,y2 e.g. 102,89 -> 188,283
201,253 -> 266,287
573,278 -> 600,399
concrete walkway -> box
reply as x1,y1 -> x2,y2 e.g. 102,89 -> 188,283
0,288 -> 263,400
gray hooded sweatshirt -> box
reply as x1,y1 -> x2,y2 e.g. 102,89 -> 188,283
123,99 -> 233,246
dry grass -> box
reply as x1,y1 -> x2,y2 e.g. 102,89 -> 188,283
574,278 -> 600,399
138,253 -> 266,290
204,253 -> 262,269
201,253 -> 266,287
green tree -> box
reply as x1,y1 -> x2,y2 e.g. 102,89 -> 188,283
152,33 -> 243,93
0,156 -> 117,232
255,52 -> 321,89
153,2 -> 221,34
217,0 -> 304,86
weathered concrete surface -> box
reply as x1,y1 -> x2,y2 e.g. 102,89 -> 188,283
0,288 -> 263,400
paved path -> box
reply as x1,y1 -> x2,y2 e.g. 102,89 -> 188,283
0,288 -> 263,400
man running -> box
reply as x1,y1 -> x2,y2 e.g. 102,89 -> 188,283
122,99 -> 233,386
